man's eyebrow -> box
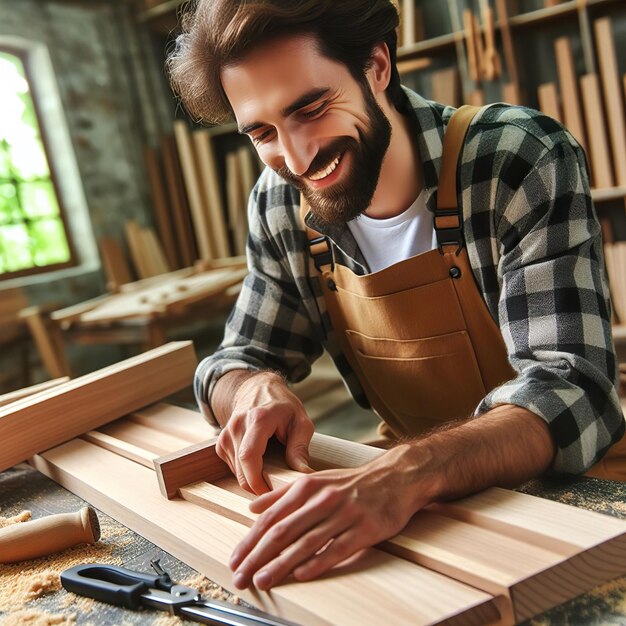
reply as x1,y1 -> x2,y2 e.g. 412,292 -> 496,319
238,88 -> 331,135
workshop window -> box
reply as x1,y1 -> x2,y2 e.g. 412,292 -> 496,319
0,48 -> 75,279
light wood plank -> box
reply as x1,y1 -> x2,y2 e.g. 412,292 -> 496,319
537,83 -> 562,122
432,68 -> 459,107
0,377 -> 69,408
594,17 -> 626,187
0,341 -> 196,472
555,37 -> 587,152
580,74 -> 615,189
33,439 -> 501,626
174,120 -> 215,260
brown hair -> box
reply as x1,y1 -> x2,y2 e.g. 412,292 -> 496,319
167,0 -> 407,125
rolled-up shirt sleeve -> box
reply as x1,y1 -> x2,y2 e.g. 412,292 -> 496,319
477,137 -> 624,474
194,173 -> 324,426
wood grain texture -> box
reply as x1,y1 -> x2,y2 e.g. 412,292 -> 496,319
594,18 -> 626,187
0,341 -> 196,472
0,377 -> 69,408
580,73 -> 615,189
33,439 -> 501,626
555,37 -> 587,153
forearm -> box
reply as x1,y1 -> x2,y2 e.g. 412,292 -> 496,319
210,369 -> 286,428
399,405 -> 556,509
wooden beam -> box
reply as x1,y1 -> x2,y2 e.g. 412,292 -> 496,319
0,377 -> 69,408
33,439 -> 501,626
537,83 -> 562,122
594,17 -> 626,187
0,341 -> 196,472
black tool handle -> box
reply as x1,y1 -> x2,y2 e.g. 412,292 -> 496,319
61,564 -> 165,609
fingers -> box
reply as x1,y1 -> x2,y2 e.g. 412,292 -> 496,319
285,416 -> 315,474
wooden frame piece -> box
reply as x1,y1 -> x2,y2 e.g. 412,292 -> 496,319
33,439 -> 502,626
0,377 -> 69,408
537,83 -> 561,122
0,341 -> 196,472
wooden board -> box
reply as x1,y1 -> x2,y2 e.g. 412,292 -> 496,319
194,130 -> 231,258
0,377 -> 69,408
537,83 -> 561,122
152,434 -> 626,625
580,74 -> 615,190
554,37 -> 587,153
173,120 -> 215,260
0,342 -> 196,472
432,68 -> 459,108
594,18 -> 626,187
33,439 -> 501,626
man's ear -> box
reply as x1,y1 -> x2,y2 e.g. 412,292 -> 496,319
366,42 -> 392,94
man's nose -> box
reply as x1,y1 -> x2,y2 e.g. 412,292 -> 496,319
280,132 -> 316,177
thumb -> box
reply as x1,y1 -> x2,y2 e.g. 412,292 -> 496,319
285,425 -> 314,474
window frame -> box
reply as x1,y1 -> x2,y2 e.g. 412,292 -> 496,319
0,44 -> 77,281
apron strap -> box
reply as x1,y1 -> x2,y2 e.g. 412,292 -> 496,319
435,104 -> 482,255
300,104 -> 483,268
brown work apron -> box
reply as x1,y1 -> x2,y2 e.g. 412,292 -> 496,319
302,105 -> 626,479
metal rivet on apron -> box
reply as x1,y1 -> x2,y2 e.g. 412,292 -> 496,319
449,266 -> 462,279
327,279 -> 337,291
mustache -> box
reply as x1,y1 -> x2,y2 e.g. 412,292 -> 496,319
276,136 -> 358,183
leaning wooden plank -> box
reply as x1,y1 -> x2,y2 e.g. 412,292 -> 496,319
194,130 -> 231,259
173,120 -> 215,261
0,341 -> 196,472
594,18 -> 626,187
554,37 -> 587,153
580,74 -> 615,189
402,0 -> 416,48
0,377 -> 69,408
226,151 -> 247,256
33,439 -> 501,626
537,83 -> 561,122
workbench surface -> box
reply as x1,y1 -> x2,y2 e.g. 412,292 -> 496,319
1,463 -> 625,626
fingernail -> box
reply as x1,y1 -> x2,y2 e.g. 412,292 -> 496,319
229,552 -> 240,570
254,570 -> 272,590
233,572 -> 248,589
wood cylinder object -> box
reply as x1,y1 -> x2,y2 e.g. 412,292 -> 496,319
0,506 -> 100,563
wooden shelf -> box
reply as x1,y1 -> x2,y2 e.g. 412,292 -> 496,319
398,32 -> 457,58
509,0 -> 622,29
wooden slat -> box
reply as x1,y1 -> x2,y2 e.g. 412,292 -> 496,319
226,151 -> 247,256
580,74 -> 615,189
594,17 -> 626,187
33,439 -> 501,626
161,134 -> 197,267
98,237 -> 133,290
0,377 -> 69,408
82,430 -> 157,468
125,221 -> 152,279
432,68 -> 459,107
555,37 -> 587,152
537,83 -> 562,122
0,341 -> 196,472
402,0 -> 416,48
193,130 -> 231,258
173,120 -> 215,260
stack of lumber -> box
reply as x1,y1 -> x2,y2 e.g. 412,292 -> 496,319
538,17 -> 626,190
3,343 -> 622,625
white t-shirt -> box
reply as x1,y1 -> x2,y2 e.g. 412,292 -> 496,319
347,190 -> 435,273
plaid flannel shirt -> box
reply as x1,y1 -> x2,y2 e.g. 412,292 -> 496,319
195,88 -> 624,474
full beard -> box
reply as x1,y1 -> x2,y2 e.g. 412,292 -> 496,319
276,85 -> 392,225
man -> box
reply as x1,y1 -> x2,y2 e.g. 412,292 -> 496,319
168,0 -> 624,593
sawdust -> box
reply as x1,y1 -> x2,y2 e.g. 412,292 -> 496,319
181,573 -> 240,604
150,616 -> 186,626
0,510 -> 32,528
0,609 -> 76,626
0,514 -> 122,611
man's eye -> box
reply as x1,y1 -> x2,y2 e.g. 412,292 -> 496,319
301,103 -> 327,119
251,130 -> 273,145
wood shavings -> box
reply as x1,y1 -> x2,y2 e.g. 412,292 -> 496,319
0,510 -> 31,528
181,574 -> 240,604
0,609 -> 76,626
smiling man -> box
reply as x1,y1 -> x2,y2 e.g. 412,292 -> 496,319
168,0 -> 624,593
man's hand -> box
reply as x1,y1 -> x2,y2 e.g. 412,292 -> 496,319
229,444 -> 427,590
227,404 -> 555,590
214,370 -> 315,495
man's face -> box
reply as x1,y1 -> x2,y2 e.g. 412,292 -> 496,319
221,34 -> 392,224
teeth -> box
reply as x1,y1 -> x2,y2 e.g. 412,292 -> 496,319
309,156 -> 340,181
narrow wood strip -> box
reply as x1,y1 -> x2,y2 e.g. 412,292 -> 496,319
537,83 -> 562,122
82,430 -> 156,468
33,440 -> 500,626
0,377 -> 69,408
173,120 -> 214,260
555,37 -> 587,152
594,17 -> 626,186
580,74 -> 615,189
402,0 -> 416,48
98,421 -> 194,457
0,341 -> 196,472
